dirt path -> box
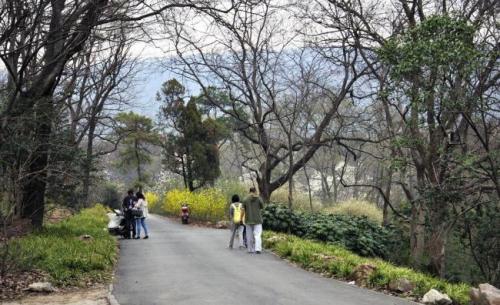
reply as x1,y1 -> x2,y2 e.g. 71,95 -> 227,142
2,287 -> 110,305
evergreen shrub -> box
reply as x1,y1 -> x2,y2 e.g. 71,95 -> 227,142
262,204 -> 394,258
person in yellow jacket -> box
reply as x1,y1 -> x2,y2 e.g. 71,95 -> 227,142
228,194 -> 245,249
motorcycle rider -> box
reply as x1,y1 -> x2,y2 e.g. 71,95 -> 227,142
122,189 -> 137,239
181,203 -> 189,224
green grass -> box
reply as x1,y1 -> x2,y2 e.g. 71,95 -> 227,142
263,231 -> 470,305
10,204 -> 117,286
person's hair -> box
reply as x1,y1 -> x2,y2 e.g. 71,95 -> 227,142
127,189 -> 134,195
136,192 -> 145,200
249,187 -> 257,193
231,194 -> 240,203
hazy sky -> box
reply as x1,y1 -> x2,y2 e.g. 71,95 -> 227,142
130,58 -> 201,119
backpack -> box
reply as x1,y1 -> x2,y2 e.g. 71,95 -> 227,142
232,203 -> 243,223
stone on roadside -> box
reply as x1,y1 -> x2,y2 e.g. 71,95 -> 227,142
349,264 -> 377,286
25,282 -> 57,293
215,221 -> 229,229
315,254 -> 338,261
78,234 -> 93,241
388,278 -> 414,293
422,289 -> 452,305
266,235 -> 285,243
470,283 -> 500,305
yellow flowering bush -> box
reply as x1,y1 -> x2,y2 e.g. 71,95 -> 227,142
162,188 -> 227,222
145,192 -> 160,212
162,189 -> 192,215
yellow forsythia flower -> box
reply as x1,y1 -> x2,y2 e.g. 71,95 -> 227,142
145,192 -> 160,211
162,188 -> 227,222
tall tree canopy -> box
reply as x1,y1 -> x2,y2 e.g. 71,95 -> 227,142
115,112 -> 159,191
157,79 -> 226,191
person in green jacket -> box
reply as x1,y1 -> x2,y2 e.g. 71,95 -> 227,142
242,187 -> 264,254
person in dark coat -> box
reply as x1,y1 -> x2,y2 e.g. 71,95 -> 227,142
242,187 -> 264,254
122,189 -> 137,239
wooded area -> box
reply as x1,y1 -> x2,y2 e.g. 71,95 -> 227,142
0,0 -> 498,287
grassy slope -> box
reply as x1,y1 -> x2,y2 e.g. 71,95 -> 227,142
263,231 -> 470,305
13,205 -> 117,286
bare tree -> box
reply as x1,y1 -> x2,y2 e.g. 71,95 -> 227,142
304,0 -> 499,276
165,0 -> 371,202
0,0 -> 233,227
57,30 -> 137,207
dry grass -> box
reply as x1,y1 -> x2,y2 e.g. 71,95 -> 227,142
270,187 -> 323,211
323,199 -> 383,224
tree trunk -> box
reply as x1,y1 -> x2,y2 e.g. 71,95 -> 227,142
353,161 -> 361,199
288,134 -> 293,211
82,121 -> 96,207
410,201 -> 426,269
21,160 -> 48,228
257,179 -> 271,203
303,166 -> 313,212
331,166 -> 338,203
134,138 -> 143,192
21,97 -> 53,228
257,172 -> 271,203
427,227 -> 447,277
382,169 -> 393,227
320,172 -> 332,203
186,152 -> 194,192
425,183 -> 450,278
232,137 -> 244,179
181,156 -> 188,189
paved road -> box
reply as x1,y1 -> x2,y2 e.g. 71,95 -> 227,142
112,215 -> 418,305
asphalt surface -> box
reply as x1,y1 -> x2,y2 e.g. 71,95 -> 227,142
112,215 -> 418,305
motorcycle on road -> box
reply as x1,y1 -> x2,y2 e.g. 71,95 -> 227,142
107,209 -> 127,238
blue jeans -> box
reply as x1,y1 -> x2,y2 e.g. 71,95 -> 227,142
135,217 -> 148,237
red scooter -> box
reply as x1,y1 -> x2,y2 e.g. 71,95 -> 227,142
181,204 -> 189,224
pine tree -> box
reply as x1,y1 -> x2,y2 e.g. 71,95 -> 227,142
157,79 -> 226,190
115,112 -> 159,191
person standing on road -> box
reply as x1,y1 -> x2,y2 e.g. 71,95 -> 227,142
242,187 -> 264,254
229,194 -> 245,249
134,192 -> 149,239
122,189 -> 137,239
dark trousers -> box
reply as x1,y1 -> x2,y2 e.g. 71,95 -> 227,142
125,210 -> 136,238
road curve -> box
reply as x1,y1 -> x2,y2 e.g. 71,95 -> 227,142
112,214 -> 418,305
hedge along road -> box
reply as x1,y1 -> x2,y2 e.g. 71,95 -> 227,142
112,214 -> 418,305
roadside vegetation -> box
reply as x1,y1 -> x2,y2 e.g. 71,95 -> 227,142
323,200 -> 383,225
262,203 -> 392,258
145,192 -> 160,213
2,205 -> 117,287
160,188 -> 227,222
263,232 -> 470,305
